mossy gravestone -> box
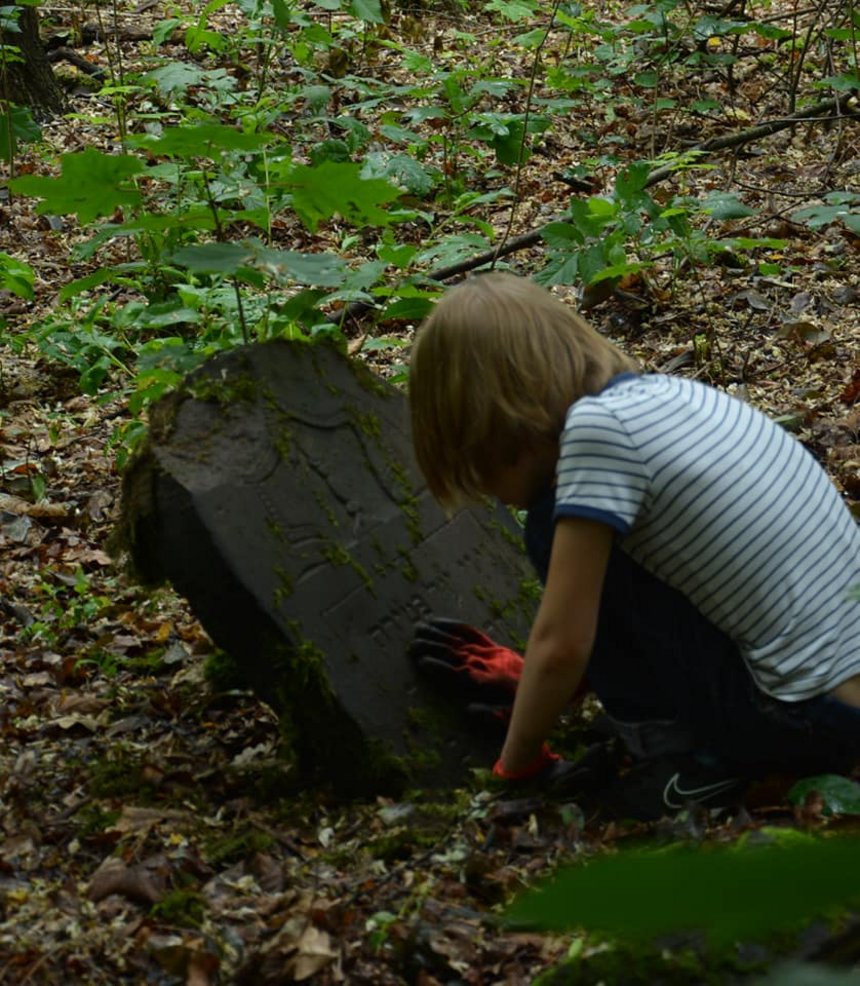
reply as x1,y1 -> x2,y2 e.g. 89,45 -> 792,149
120,339 -> 538,794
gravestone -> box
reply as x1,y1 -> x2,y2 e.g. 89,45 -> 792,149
120,339 -> 538,794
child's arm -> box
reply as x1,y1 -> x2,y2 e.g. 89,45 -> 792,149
498,517 -> 613,776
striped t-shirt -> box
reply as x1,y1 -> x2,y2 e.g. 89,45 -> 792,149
555,373 -> 860,701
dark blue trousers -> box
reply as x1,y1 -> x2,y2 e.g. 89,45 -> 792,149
524,488 -> 860,776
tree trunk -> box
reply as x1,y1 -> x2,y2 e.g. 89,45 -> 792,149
1,5 -> 65,118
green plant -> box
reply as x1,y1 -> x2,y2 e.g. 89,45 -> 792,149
0,4 -> 42,171
3,0 -> 853,469
0,252 -> 34,303
537,157 -> 786,296
507,833 -> 860,946
20,567 -> 112,644
151,889 -> 207,929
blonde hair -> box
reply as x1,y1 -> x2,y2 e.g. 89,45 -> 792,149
409,272 -> 638,508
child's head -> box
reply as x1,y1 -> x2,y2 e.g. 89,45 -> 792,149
409,272 -> 637,509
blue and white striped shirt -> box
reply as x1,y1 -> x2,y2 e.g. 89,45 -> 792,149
555,373 -> 860,701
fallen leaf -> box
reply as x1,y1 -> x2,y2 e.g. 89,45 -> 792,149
284,924 -> 342,981
840,368 -> 860,405
0,492 -> 68,519
108,806 -> 189,834
88,857 -> 164,904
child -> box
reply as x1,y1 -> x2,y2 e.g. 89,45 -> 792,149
408,272 -> 860,819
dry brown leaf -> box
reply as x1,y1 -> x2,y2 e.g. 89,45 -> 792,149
283,924 -> 342,982
108,806 -> 189,834
55,692 -> 108,715
0,492 -> 69,519
88,857 -> 164,905
52,713 -> 100,732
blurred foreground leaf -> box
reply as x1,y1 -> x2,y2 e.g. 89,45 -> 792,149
507,837 -> 860,945
788,775 -> 860,816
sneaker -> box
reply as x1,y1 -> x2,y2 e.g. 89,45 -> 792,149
549,751 -> 748,821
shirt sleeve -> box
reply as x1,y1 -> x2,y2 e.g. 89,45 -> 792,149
554,398 -> 650,535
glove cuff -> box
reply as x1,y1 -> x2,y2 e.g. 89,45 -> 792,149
492,744 -> 559,782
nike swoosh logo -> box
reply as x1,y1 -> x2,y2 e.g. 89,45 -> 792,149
663,773 -> 740,810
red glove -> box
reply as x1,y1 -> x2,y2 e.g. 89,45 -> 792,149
409,618 -> 524,703
492,744 -> 561,782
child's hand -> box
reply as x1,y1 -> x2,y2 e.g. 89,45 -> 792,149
409,618 -> 524,704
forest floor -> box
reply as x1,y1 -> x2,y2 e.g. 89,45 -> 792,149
1,0 -> 859,983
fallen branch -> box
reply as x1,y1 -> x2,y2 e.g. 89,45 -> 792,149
342,92 -> 858,326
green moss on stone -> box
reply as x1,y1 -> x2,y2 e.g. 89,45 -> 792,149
313,489 -> 340,531
323,540 -> 375,595
386,458 -> 422,545
346,404 -> 383,440
273,565 -> 295,608
186,370 -> 258,407
397,547 -> 418,582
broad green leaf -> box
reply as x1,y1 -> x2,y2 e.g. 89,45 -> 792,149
515,28 -> 549,48
202,0 -> 232,15
788,774 -> 860,815
579,242 -> 614,283
361,334 -> 409,349
491,119 -> 529,166
507,837 -> 860,945
702,191 -> 757,220
692,98 -> 722,113
171,242 -> 255,275
0,104 -> 40,162
403,106 -> 447,126
185,25 -> 227,54
414,233 -> 489,269
535,253 -> 579,285
718,236 -> 787,251
541,222 -> 584,249
376,242 -> 418,269
378,123 -> 425,147
815,72 -> 860,92
755,963 -> 860,985
692,14 -> 748,38
144,60 -> 211,95
588,196 -> 618,218
485,0 -> 538,22
299,84 -> 332,114
58,269 -> 116,302
349,0 -> 384,23
378,297 -> 435,321
143,62 -> 237,97
271,0 -> 293,29
745,20 -> 793,40
255,248 -> 349,286
590,260 -> 650,283
131,123 -> 271,158
9,149 -> 143,223
0,252 -> 35,300
823,28 -> 854,41
614,161 -> 652,209
309,139 -> 352,166
286,161 -> 402,232
362,152 -> 434,195
401,51 -> 434,75
792,200 -> 860,231
152,17 -> 182,45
